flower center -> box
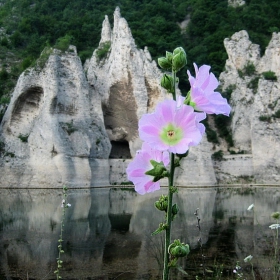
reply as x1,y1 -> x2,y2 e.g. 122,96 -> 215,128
167,130 -> 175,138
160,123 -> 183,146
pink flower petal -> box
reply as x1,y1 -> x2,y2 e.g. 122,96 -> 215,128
126,143 -> 170,195
188,63 -> 231,116
139,99 -> 205,154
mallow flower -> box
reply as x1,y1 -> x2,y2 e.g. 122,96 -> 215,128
139,98 -> 206,154
126,142 -> 170,195
187,63 -> 231,116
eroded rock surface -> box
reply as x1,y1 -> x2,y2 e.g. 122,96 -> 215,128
2,10 -> 280,188
219,30 -> 280,183
0,47 -> 111,188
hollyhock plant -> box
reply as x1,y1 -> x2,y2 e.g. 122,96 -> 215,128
126,47 -> 232,280
139,98 -> 206,154
126,142 -> 170,195
187,63 -> 231,116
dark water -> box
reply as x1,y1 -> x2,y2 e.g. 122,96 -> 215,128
0,186 -> 280,280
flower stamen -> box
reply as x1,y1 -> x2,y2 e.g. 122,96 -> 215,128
167,130 -> 175,138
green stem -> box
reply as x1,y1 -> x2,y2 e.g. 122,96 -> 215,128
274,226 -> 279,280
163,70 -> 177,280
163,153 -> 175,280
171,70 -> 176,101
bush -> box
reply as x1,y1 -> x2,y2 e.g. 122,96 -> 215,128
96,41 -> 111,61
0,69 -> 9,81
0,96 -> 10,104
18,134 -> 29,142
0,140 -> 5,154
21,57 -> 34,71
214,114 -> 233,147
0,37 -> 9,47
273,110 -> 280,118
36,47 -> 53,69
211,150 -> 224,161
262,71 -> 277,81
244,62 -> 255,76
259,115 -> 271,122
222,84 -> 236,101
54,35 -> 74,52
248,76 -> 260,94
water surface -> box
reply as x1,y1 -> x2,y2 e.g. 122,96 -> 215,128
0,186 -> 279,279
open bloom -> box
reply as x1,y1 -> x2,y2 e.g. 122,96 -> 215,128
244,255 -> 253,262
139,98 -> 205,154
126,142 -> 170,195
187,63 -> 231,116
247,204 -> 254,211
269,224 -> 280,230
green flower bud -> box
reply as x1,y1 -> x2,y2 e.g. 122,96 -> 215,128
158,57 -> 172,70
172,203 -> 179,216
172,47 -> 187,72
272,212 -> 280,220
170,245 -> 190,257
168,239 -> 190,258
166,51 -> 173,62
155,195 -> 168,211
160,74 -> 174,93
173,47 -> 184,56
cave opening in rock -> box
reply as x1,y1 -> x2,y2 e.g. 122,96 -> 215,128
11,86 -> 44,125
109,140 -> 131,159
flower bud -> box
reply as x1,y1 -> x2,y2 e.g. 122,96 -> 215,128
170,245 -> 189,257
168,239 -> 190,258
272,212 -> 280,220
158,57 -> 172,70
160,74 -> 174,93
155,195 -> 168,212
166,51 -> 173,62
172,203 -> 179,215
172,47 -> 187,72
244,255 -> 253,262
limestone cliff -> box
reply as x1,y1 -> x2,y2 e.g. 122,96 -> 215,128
0,46 -> 111,188
219,30 -> 280,183
2,8 -> 280,188
0,7 -> 216,188
86,7 -> 167,156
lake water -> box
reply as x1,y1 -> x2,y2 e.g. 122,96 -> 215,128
0,186 -> 280,280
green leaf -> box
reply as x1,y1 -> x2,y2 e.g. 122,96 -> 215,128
151,223 -> 167,236
176,266 -> 188,275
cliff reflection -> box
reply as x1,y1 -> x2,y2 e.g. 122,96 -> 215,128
0,187 -> 279,279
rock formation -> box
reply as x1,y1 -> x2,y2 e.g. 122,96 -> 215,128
0,7 -> 216,188
219,30 -> 280,183
1,8 -> 280,188
0,46 -> 111,188
86,7 -> 167,157
228,0 -> 246,7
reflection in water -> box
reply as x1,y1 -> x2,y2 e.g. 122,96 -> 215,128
0,187 -> 279,279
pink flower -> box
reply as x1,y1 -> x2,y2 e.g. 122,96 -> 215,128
139,99 -> 206,154
126,142 -> 170,195
187,63 -> 231,116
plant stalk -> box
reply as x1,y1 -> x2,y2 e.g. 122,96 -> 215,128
163,69 -> 177,280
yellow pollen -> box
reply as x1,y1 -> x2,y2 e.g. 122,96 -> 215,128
167,130 -> 175,138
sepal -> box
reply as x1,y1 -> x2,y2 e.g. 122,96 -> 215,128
145,160 -> 169,182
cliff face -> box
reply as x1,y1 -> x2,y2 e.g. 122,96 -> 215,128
86,7 -> 167,156
0,47 -> 111,188
219,30 -> 280,183
1,8 -> 280,188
